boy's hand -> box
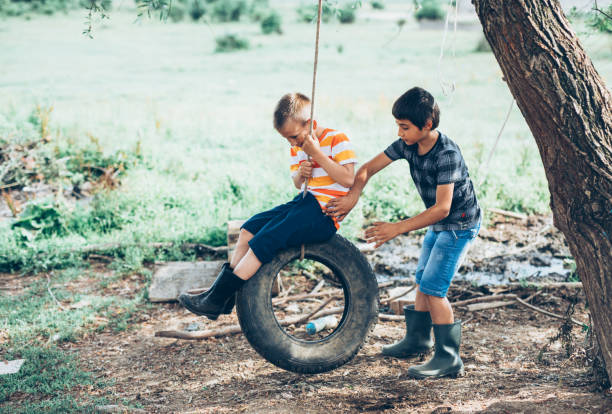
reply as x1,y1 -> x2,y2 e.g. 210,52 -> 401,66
298,161 -> 313,180
325,194 -> 358,222
300,133 -> 321,157
364,222 -> 401,248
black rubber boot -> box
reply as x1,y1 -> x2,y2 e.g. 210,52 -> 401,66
382,305 -> 433,358
178,263 -> 235,314
406,321 -> 464,379
178,264 -> 245,320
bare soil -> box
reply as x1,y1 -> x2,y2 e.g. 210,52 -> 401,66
5,214 -> 612,413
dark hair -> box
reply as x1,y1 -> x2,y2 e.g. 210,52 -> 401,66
392,87 -> 440,130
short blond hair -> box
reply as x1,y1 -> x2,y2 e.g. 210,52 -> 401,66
273,93 -> 311,130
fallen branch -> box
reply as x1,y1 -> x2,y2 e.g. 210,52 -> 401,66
515,295 -> 586,327
156,306 -> 348,340
46,273 -> 66,311
487,207 -> 528,220
381,284 -> 416,305
452,294 -> 517,307
74,242 -> 228,255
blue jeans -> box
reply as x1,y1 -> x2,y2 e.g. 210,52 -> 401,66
415,222 -> 481,298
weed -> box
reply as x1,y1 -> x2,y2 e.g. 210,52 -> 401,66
215,33 -> 250,52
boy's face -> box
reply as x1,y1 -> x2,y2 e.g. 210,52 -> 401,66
278,118 -> 310,147
395,118 -> 431,145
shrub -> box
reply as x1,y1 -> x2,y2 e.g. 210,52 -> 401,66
215,33 -> 250,52
249,0 -> 269,21
296,2 -> 334,23
415,0 -> 445,21
338,3 -> 356,24
370,0 -> 384,10
211,0 -> 247,22
588,5 -> 612,33
261,10 -> 282,34
188,0 -> 206,20
168,0 -> 187,21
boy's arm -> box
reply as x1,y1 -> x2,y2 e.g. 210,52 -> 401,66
300,134 -> 355,188
326,152 -> 393,221
365,183 -> 454,248
292,161 -> 313,189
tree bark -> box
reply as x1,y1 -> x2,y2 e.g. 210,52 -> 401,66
472,0 -> 612,380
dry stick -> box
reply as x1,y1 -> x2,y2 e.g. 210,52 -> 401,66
73,242 -> 228,255
309,279 -> 325,295
156,305 -> 346,341
464,291 -> 540,312
292,296 -> 336,326
46,273 -> 66,311
487,207 -> 528,220
380,284 -> 417,305
514,296 -> 586,327
452,293 -> 518,307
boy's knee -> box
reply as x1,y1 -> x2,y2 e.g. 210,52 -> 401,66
239,228 -> 254,241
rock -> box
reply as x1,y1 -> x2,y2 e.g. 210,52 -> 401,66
0,359 -> 24,375
148,261 -> 225,302
530,254 -> 552,267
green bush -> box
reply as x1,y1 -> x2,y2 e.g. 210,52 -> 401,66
168,0 -> 186,21
0,0 -> 111,17
588,5 -> 612,33
370,0 -> 384,10
261,10 -> 282,34
211,0 -> 247,21
296,2 -> 334,23
248,0 -> 269,21
188,0 -> 206,20
338,3 -> 356,24
415,0 -> 445,21
215,33 -> 250,52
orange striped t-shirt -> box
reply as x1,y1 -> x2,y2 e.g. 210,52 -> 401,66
290,128 -> 357,228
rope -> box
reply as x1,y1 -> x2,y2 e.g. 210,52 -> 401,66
301,0 -> 323,261
437,0 -> 459,100
477,99 -> 515,186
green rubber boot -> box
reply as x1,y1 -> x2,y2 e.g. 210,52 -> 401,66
406,321 -> 464,379
381,305 -> 433,358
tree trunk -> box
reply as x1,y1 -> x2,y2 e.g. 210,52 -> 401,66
472,0 -> 612,380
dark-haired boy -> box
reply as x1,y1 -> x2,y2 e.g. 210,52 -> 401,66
179,92 -> 357,320
326,87 -> 481,379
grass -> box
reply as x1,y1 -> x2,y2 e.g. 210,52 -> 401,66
0,2 -> 609,267
0,265 -> 149,412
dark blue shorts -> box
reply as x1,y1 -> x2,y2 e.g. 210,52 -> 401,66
241,192 -> 337,264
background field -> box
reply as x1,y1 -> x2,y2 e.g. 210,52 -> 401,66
2,0 -> 610,265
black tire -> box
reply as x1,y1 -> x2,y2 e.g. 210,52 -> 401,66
236,234 -> 379,374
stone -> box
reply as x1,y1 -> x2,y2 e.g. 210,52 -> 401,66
148,261 -> 225,302
0,359 -> 24,375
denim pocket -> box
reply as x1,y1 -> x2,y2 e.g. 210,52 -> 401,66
452,228 -> 479,240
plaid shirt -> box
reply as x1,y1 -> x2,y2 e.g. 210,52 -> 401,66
384,132 -> 481,231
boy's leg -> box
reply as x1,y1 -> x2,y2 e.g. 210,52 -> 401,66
381,229 -> 437,358
230,229 -> 255,269
233,248 -> 262,280
407,227 -> 479,378
245,192 -> 336,277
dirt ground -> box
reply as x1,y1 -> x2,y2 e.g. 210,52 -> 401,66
6,214 -> 612,413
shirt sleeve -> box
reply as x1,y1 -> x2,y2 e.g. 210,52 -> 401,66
436,149 -> 464,185
331,133 -> 357,165
290,147 -> 301,178
383,139 -> 405,161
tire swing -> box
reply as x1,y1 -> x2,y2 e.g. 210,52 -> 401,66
234,0 -> 379,374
